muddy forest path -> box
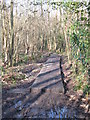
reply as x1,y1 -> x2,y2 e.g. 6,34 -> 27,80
30,53 -> 64,93
2,53 -> 88,118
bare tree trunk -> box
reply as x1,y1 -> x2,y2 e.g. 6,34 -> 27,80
41,0 -> 43,17
54,36 -> 56,51
0,0 -> 2,70
54,10 -> 58,51
4,7 -> 8,64
87,1 -> 90,85
14,0 -> 19,64
0,1 -> 2,115
34,0 -> 36,17
1,0 -> 4,63
49,31 -> 52,51
4,24 -> 8,63
42,33 -> 44,52
47,0 -> 50,51
2,25 -> 4,62
10,0 -> 14,66
64,24 -> 70,64
25,31 -> 29,54
61,7 -> 71,64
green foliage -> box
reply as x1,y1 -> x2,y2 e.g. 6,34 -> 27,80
17,55 -> 31,65
23,56 -> 29,63
83,84 -> 90,94
11,73 -> 25,82
0,66 -> 5,76
69,3 -> 89,93
70,21 -> 89,66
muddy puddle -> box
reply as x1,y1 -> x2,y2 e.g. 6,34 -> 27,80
14,101 -> 77,118
48,106 -> 77,118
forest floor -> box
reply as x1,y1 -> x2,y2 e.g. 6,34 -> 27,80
2,52 -> 90,119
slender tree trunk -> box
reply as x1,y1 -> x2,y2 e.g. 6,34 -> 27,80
49,31 -> 52,51
87,1 -> 90,85
14,0 -> 19,64
42,33 -> 45,52
41,0 -> 43,17
34,0 -> 36,17
25,31 -> 29,54
10,0 -> 14,66
3,7 -> 8,63
2,23 -> 4,62
1,0 -> 4,63
54,36 -> 56,51
0,0 -> 2,70
61,7 -> 71,64
64,27 -> 70,62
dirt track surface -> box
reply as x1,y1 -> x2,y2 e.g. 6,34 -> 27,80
2,54 -> 90,119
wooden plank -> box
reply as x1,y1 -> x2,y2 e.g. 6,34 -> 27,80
30,53 -> 64,93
